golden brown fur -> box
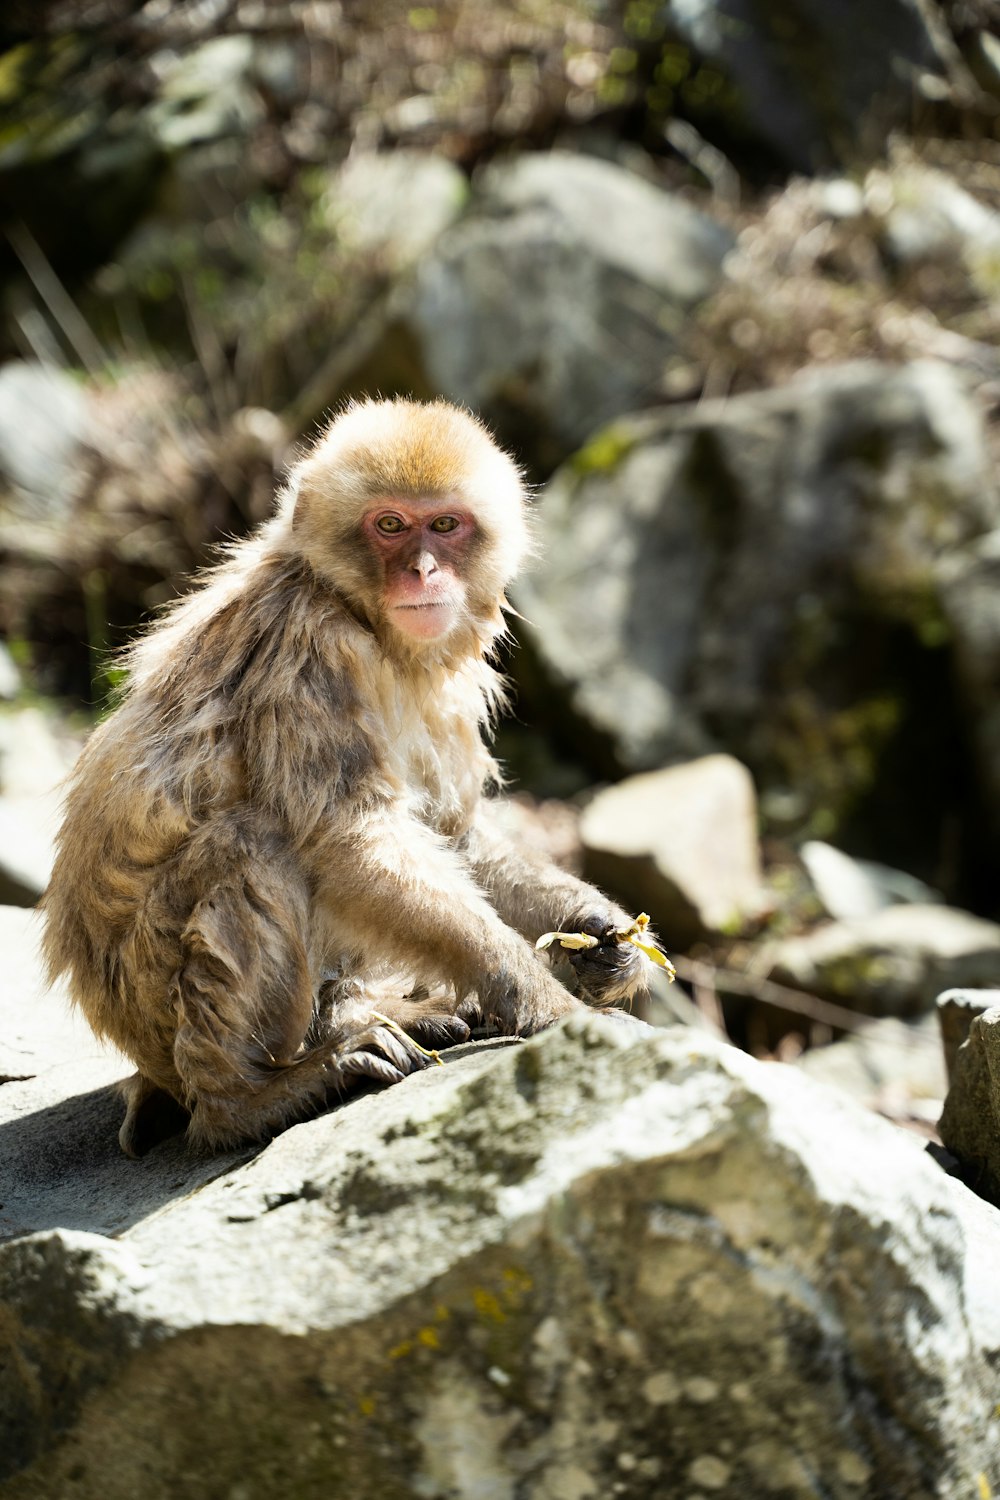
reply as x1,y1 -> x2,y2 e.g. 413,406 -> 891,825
43,398 -> 646,1154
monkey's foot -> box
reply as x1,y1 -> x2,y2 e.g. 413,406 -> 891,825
331,1012 -> 465,1089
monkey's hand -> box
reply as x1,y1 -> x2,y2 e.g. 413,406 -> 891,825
561,910 -> 665,1009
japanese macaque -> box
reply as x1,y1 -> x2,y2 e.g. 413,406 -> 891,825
43,399 -> 651,1155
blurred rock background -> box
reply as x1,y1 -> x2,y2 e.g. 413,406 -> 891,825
4,0 -> 1000,1125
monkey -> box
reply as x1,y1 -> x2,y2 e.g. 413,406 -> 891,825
42,398 -> 651,1156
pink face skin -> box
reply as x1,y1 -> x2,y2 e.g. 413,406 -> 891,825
362,497 -> 476,643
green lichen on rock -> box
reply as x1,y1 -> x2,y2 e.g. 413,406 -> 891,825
570,422 -> 640,478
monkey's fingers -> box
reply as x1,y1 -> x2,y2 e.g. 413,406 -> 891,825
569,937 -> 646,1006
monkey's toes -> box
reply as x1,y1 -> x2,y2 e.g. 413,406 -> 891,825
336,1021 -> 442,1089
398,1011 -> 471,1049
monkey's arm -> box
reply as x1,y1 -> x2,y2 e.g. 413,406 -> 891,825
320,813 -> 584,1035
462,806 -> 649,1008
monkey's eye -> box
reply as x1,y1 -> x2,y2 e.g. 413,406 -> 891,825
374,515 -> 406,535
429,515 -> 460,534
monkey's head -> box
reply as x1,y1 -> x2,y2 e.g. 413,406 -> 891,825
286,399 -> 530,658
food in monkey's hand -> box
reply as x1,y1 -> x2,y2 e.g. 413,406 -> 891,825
536,913 -> 675,978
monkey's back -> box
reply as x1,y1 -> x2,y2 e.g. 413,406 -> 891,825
41,544 -> 346,1053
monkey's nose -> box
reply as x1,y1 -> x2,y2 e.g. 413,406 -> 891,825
411,551 -> 439,581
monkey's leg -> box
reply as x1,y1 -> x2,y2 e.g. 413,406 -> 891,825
169,854 -> 443,1152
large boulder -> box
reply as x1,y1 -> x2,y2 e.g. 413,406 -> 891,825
654,0 -> 962,176
350,151 -> 734,475
800,839 -> 941,922
514,359 -> 999,892
0,707 -> 83,907
2,923 -> 999,1497
758,904 -> 1000,1019
796,1013 -> 946,1130
579,754 -> 764,947
941,535 -> 1000,843
939,1000 -> 1000,1208
0,363 -> 89,525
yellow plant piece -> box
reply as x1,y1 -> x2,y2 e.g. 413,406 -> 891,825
535,930 -> 600,952
535,912 -> 675,980
617,912 -> 676,977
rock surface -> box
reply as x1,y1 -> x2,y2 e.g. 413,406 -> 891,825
759,903 -> 1000,1018
939,1001 -> 1000,1208
796,1013 -> 946,1129
936,986 -> 1000,1081
0,707 -> 82,905
800,840 -> 941,922
2,908 -> 1000,1498
0,905 -> 243,1243
329,150 -> 467,273
579,754 -> 764,947
0,362 -> 90,517
515,360 -> 998,885
659,0 -> 958,175
358,151 -> 734,474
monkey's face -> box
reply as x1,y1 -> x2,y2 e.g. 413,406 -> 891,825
363,498 -> 475,643
287,399 -> 531,659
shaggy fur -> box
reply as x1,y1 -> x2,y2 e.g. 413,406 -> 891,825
43,399 -> 646,1153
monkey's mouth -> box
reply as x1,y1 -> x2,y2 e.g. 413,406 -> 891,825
391,599 -> 458,639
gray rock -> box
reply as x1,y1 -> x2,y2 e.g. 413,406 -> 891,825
0,362 -> 89,517
146,36 -> 264,151
514,361 -> 998,870
801,840 -> 942,922
480,152 -> 729,308
873,164 -> 1000,290
0,708 -> 83,906
759,904 -> 1000,1019
0,642 -> 19,700
579,754 -> 764,947
2,1012 -> 999,1497
0,797 -> 59,905
937,986 -> 1000,1082
938,1004 -> 1000,1207
797,1013 -> 946,1127
941,531 -> 1000,837
660,0 -> 957,175
368,151 -> 733,473
330,151 -> 468,273
0,902 -> 250,1243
